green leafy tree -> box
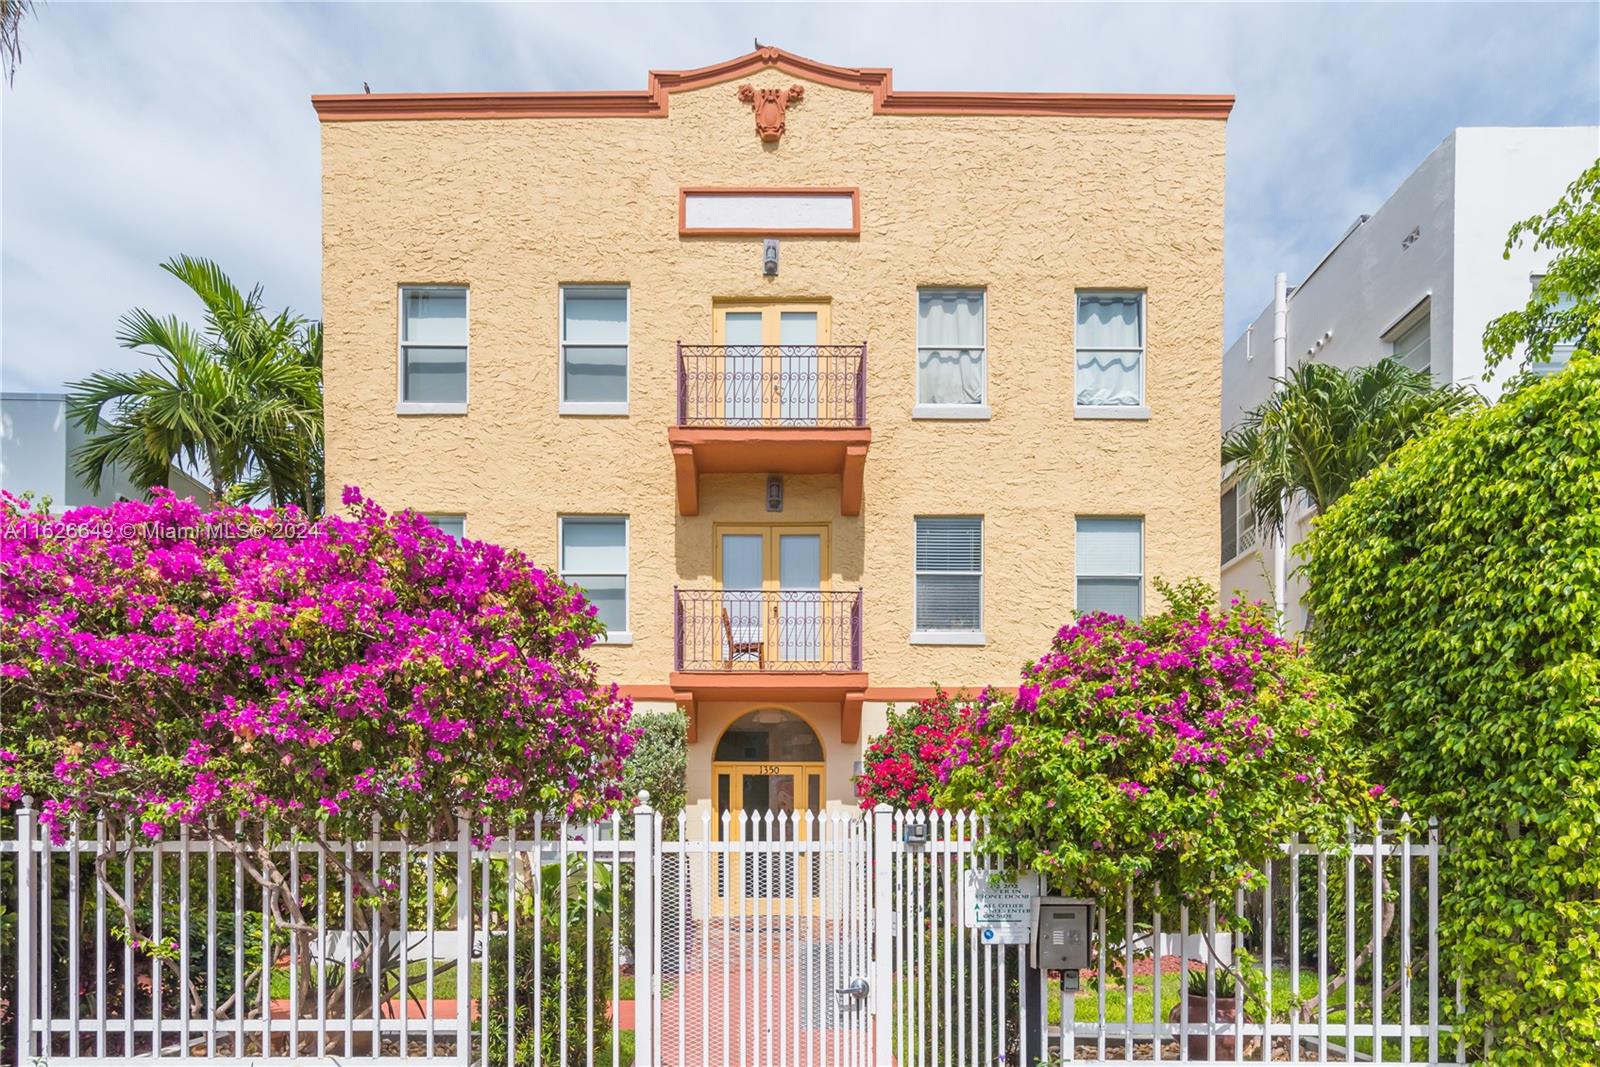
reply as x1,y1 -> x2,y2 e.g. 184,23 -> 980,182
1303,352 -> 1600,1063
1221,359 -> 1480,536
622,709 -> 687,824
66,255 -> 325,514
1483,159 -> 1600,374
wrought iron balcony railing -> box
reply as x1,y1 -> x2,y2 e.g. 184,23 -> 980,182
676,344 -> 867,428
674,588 -> 864,672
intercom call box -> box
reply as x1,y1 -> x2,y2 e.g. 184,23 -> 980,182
1030,897 -> 1095,972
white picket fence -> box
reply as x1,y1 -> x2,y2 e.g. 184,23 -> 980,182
4,802 -> 1461,1065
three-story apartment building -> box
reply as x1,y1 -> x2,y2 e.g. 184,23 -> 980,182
315,47 -> 1231,830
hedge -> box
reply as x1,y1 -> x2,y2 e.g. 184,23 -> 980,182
1303,354 -> 1600,1064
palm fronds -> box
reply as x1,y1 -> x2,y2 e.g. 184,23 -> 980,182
1,0 -> 33,86
66,255 -> 325,513
1222,359 -> 1481,537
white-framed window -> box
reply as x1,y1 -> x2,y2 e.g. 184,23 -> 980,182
1076,516 -> 1143,620
559,516 -> 630,642
423,513 -> 466,541
560,285 -> 629,414
1531,275 -> 1578,373
399,286 -> 468,411
1390,314 -> 1431,375
1220,482 -> 1256,566
912,516 -> 984,643
915,289 -> 988,418
1075,292 -> 1146,413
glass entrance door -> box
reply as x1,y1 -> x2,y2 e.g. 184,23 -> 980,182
717,526 -> 827,669
778,310 -> 819,425
777,531 -> 821,661
713,761 -> 825,912
712,709 -> 826,913
713,302 -> 830,425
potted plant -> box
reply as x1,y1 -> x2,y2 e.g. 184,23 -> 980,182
1168,964 -> 1246,1060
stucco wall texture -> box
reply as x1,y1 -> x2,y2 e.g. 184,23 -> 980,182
321,70 -> 1227,711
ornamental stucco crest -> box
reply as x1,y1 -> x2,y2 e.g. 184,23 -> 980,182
736,83 -> 805,143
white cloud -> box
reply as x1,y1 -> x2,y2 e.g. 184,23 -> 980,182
2,2 -> 1596,392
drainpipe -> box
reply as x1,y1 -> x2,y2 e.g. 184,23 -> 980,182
1271,272 -> 1290,631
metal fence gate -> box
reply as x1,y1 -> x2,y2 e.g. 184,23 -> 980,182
8,800 -> 1460,1065
653,809 -> 874,1067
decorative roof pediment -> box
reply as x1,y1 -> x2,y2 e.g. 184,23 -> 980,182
312,45 -> 1233,122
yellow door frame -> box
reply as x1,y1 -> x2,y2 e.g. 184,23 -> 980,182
712,301 -> 832,424
711,300 -> 833,344
713,524 -> 832,590
714,524 -> 831,669
711,760 -> 827,914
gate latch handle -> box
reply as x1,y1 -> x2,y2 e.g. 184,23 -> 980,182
836,977 -> 869,999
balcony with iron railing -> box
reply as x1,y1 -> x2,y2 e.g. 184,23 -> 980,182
674,588 -> 863,672
669,587 -> 869,741
667,344 -> 871,516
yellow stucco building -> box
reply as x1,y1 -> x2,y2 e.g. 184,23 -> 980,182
315,47 -> 1230,825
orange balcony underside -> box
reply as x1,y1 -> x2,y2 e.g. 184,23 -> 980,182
668,670 -> 869,744
668,427 -> 871,516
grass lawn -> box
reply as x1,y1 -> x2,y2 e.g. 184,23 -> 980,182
269,959 -> 485,1001
1062,969 -> 1323,1023
906,969 -> 1330,1025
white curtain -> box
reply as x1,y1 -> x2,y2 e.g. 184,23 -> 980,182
918,291 -> 985,405
1076,296 -> 1142,406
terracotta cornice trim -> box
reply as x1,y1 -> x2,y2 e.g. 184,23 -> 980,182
873,92 -> 1234,120
312,46 -> 1233,122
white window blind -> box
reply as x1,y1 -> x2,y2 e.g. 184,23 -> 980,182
917,290 -> 986,406
1392,316 -> 1431,375
1076,293 -> 1145,407
561,286 -> 629,407
1076,516 -> 1143,619
915,517 -> 983,632
401,288 -> 467,405
560,516 -> 628,635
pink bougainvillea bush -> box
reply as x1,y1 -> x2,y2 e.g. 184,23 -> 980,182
855,689 -> 985,808
941,580 -> 1383,908
0,487 -> 635,846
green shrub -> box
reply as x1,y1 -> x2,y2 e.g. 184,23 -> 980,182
623,710 -> 687,826
943,580 -> 1380,914
1303,352 -> 1600,1064
485,859 -> 615,1067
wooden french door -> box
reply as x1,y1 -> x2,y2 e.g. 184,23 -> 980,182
716,525 -> 828,668
712,761 -> 826,913
712,301 -> 831,425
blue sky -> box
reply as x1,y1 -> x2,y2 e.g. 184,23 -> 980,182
2,2 -> 1596,392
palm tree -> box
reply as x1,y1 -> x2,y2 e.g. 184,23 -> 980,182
1,0 -> 33,85
67,256 -> 325,514
1222,358 -> 1480,536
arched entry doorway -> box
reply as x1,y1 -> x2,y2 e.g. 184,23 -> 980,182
711,709 -> 825,910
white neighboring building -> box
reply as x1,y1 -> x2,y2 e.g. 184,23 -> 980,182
1221,126 -> 1599,632
0,392 -> 212,508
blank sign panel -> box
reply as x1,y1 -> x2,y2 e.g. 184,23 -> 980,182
681,187 -> 860,235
